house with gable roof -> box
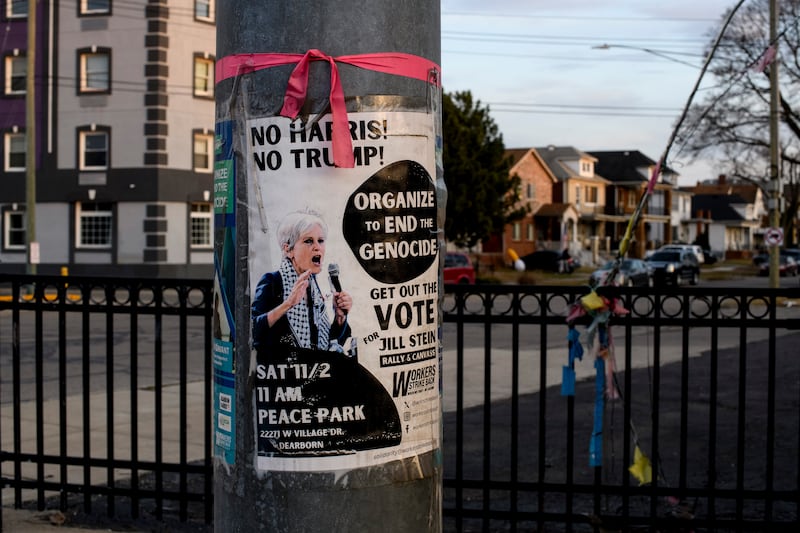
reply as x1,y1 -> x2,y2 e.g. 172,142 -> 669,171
589,150 -> 678,258
483,148 -> 578,261
534,146 -> 611,253
688,175 -> 765,256
671,186 -> 709,246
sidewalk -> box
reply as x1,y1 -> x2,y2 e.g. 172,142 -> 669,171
1,382 -> 208,532
2,507 -> 104,532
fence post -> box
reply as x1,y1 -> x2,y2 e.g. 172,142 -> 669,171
213,2 -> 443,531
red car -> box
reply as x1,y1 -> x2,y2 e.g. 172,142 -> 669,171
443,252 -> 476,284
754,254 -> 798,277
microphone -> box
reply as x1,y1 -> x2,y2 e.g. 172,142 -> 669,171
328,263 -> 342,293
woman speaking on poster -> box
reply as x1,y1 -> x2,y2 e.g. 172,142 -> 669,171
251,209 -> 401,459
251,209 -> 353,356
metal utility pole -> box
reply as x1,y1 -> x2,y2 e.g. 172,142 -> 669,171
25,0 -> 37,274
214,2 -> 442,531
768,0 -> 780,288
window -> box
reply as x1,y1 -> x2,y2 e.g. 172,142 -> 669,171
4,132 -> 25,171
79,129 -> 109,170
190,203 -> 212,248
584,186 -> 598,204
193,131 -> 213,172
4,209 -> 26,249
195,0 -> 214,22
78,49 -> 110,94
574,185 -> 581,206
76,202 -> 112,248
526,223 -> 534,241
7,0 -> 27,18
80,0 -> 110,15
4,55 -> 26,95
526,183 -> 533,199
512,222 -> 521,241
194,55 -> 214,98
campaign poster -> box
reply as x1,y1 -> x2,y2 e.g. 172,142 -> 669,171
213,119 -> 236,465
247,111 -> 441,471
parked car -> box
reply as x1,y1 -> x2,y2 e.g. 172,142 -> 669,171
443,252 -> 476,284
753,254 -> 798,277
657,244 -> 705,264
589,258 -> 654,287
521,249 -> 577,273
645,250 -> 700,285
781,248 -> 800,263
753,248 -> 800,266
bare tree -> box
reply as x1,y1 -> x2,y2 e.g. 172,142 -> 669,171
678,0 -> 800,244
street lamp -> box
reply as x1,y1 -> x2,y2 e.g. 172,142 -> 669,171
592,43 -> 702,69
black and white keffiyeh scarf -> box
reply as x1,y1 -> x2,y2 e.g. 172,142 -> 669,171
279,257 -> 331,349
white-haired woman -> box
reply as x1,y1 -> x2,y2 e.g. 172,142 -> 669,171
252,210 -> 352,355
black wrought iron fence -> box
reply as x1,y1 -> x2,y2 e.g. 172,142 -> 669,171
1,275 -> 798,532
441,283 -> 800,532
0,274 -> 213,530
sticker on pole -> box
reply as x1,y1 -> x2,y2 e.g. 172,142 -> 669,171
246,111 -> 441,472
765,227 -> 783,247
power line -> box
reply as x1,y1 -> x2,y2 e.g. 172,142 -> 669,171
489,101 -> 682,112
487,107 -> 679,119
442,10 -> 720,23
442,48 -> 702,65
442,30 -> 707,49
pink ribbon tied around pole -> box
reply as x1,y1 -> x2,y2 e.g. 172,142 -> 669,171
216,50 -> 442,168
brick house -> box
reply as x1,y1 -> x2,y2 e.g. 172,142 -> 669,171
534,146 -> 610,253
482,147 -> 579,265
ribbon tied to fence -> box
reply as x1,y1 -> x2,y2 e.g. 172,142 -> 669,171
216,50 -> 442,168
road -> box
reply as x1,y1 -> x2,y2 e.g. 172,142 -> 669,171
0,310 -> 208,404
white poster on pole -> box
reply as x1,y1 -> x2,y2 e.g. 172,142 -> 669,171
247,111 -> 441,472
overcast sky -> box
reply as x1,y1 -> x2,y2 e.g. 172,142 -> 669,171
441,0 -> 738,185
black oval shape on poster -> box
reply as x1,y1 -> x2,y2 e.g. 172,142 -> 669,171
256,345 -> 402,458
343,160 -> 438,284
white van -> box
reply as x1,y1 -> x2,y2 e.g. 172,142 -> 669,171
658,244 -> 704,264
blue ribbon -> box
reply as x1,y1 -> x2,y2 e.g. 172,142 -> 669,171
563,327 -> 583,396
568,327 -> 584,365
561,366 -> 576,396
590,357 -> 605,467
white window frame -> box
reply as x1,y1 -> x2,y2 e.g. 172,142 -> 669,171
7,0 -> 27,19
193,132 -> 213,172
79,130 -> 108,170
76,202 -> 113,249
190,203 -> 213,248
195,0 -> 214,22
4,132 -> 25,171
3,209 -> 26,250
79,50 -> 110,93
193,56 -> 214,98
80,0 -> 110,15
512,222 -> 521,241
526,223 -> 534,242
4,55 -> 26,95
